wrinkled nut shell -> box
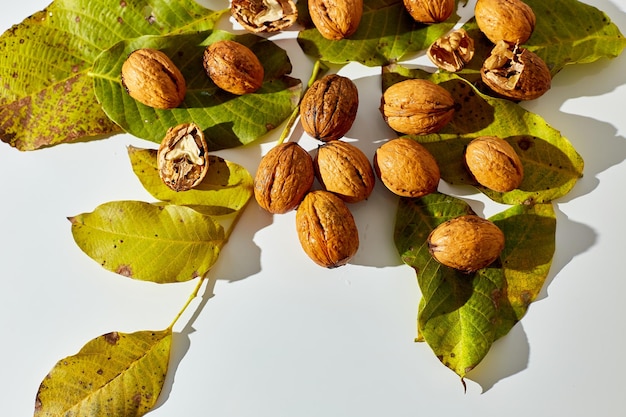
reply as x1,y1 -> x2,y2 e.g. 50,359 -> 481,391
203,40 -> 264,95
121,48 -> 186,109
296,190 -> 359,268
314,140 -> 375,203
403,0 -> 455,24
428,215 -> 505,273
231,0 -> 298,32
481,41 -> 551,101
157,123 -> 209,191
475,0 -> 536,45
374,138 -> 440,197
300,74 -> 359,142
254,142 -> 315,214
308,0 -> 363,40
465,136 -> 524,192
380,79 -> 455,135
427,28 -> 475,72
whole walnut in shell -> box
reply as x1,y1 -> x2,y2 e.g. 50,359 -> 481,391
481,41 -> 551,101
231,0 -> 298,32
374,138 -> 440,198
403,0 -> 455,24
254,142 -> 314,214
465,136 -> 524,192
475,0 -> 536,45
121,48 -> 186,109
380,79 -> 455,135
203,40 -> 264,95
428,214 -> 505,273
300,74 -> 359,142
308,0 -> 363,40
296,190 -> 359,268
314,140 -> 375,203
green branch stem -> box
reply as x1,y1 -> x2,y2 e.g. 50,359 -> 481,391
168,276 -> 207,331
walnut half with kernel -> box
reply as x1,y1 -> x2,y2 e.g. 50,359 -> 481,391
157,123 -> 209,192
427,28 -> 475,72
231,0 -> 298,33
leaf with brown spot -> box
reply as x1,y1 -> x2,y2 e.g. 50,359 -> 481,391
69,201 -> 226,283
35,329 -> 172,417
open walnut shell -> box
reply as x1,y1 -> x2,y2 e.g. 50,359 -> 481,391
231,0 -> 298,33
427,28 -> 475,72
157,123 -> 209,192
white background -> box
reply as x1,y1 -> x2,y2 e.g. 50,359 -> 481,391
1,0 -> 626,416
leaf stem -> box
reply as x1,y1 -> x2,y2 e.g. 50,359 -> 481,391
276,59 -> 328,145
167,277 -> 206,331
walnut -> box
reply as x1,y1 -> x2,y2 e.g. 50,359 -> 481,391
403,0 -> 455,24
121,48 -> 186,109
427,28 -> 475,72
300,74 -> 359,142
373,138 -> 440,198
314,140 -> 375,203
308,0 -> 363,40
253,142 -> 315,214
481,41 -> 551,101
474,0 -> 536,45
296,190 -> 359,268
465,136 -> 524,192
230,0 -> 297,33
202,40 -> 264,95
380,79 -> 455,135
428,215 -> 505,273
157,123 -> 209,192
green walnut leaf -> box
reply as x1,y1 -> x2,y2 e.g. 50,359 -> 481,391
296,0 -> 457,66
0,0 -> 224,151
128,146 -> 253,217
92,30 -> 301,149
35,329 -> 171,417
382,66 -> 584,204
69,201 -> 226,283
394,192 -> 556,378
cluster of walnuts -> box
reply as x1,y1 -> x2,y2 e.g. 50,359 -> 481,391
119,0 -> 546,273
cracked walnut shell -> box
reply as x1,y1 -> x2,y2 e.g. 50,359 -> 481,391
203,40 -> 264,95
465,136 -> 524,192
296,190 -> 359,268
428,215 -> 505,273
157,123 -> 209,192
380,79 -> 455,135
121,48 -> 186,109
231,0 -> 298,32
308,0 -> 363,40
254,142 -> 315,214
427,28 -> 475,72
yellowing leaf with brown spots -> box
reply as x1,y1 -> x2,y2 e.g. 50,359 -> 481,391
69,201 -> 225,283
35,329 -> 172,417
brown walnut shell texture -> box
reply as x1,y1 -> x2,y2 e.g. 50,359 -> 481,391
465,136 -> 524,192
314,140 -> 375,203
254,142 -> 315,214
403,0 -> 455,24
121,48 -> 186,109
481,41 -> 551,101
380,79 -> 455,135
308,0 -> 363,40
475,0 -> 536,45
428,214 -> 505,273
300,74 -> 359,142
231,0 -> 298,32
427,28 -> 475,72
296,190 -> 359,268
203,40 -> 264,95
374,138 -> 440,198
157,123 -> 209,192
